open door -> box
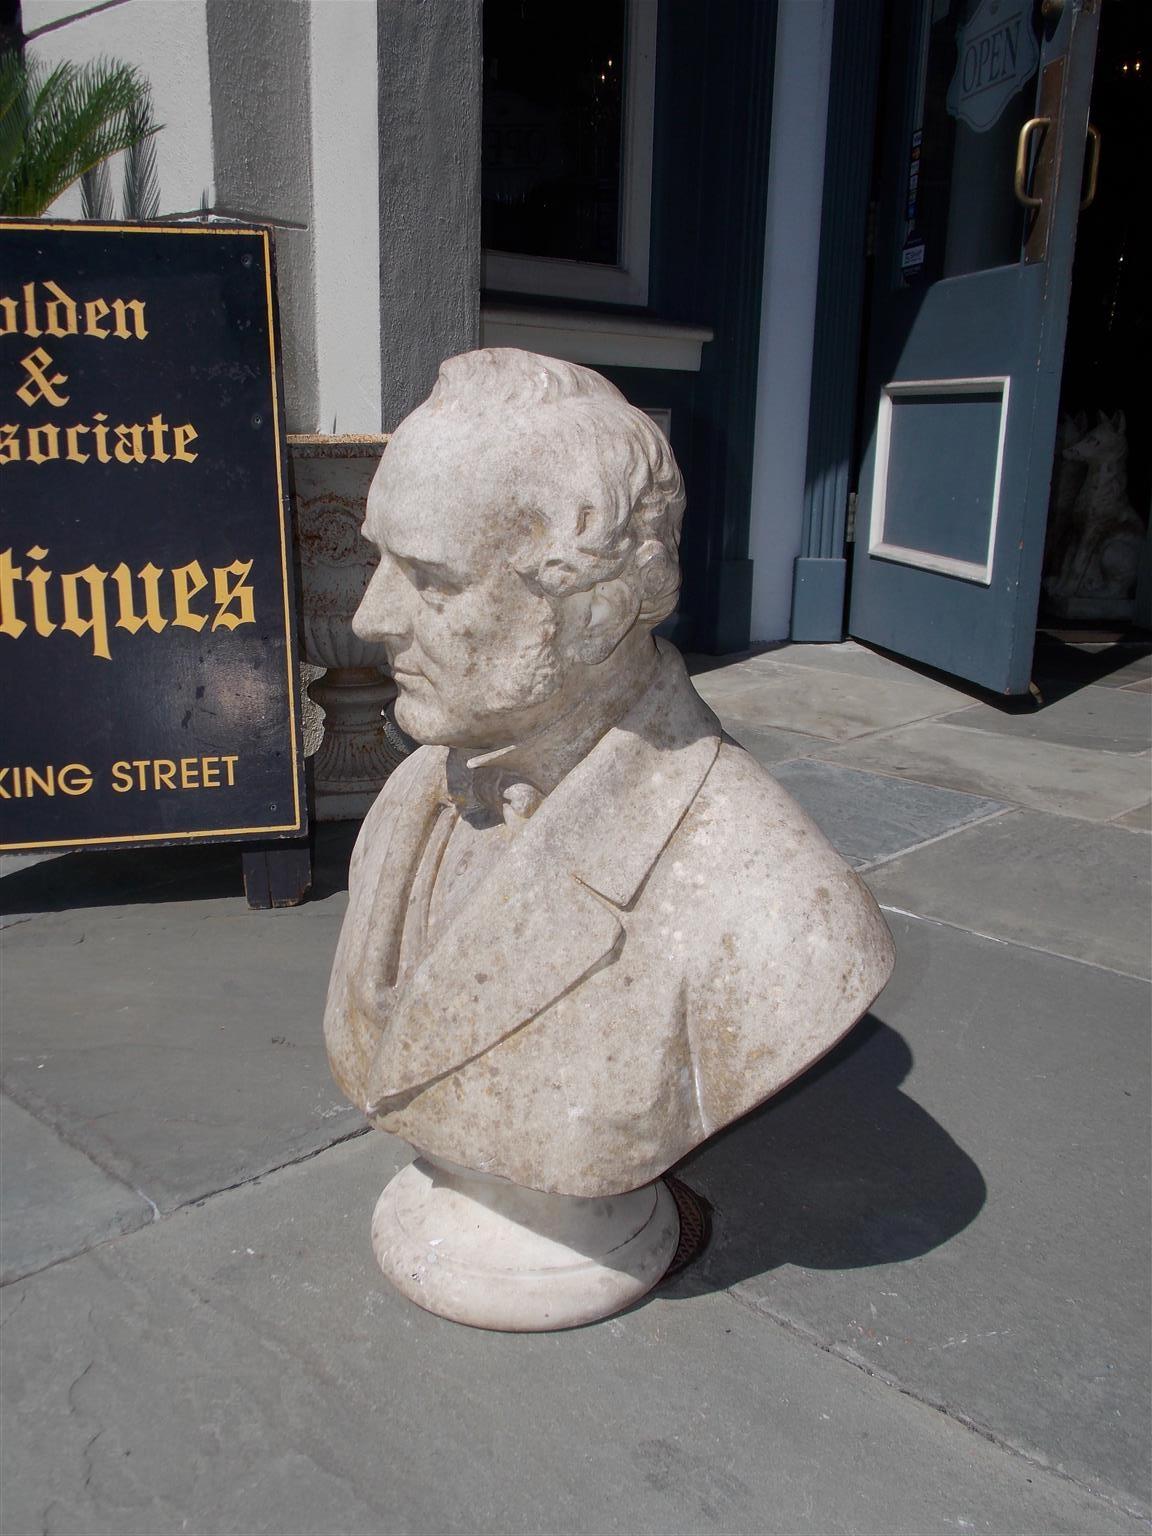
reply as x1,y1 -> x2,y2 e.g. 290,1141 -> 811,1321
849,0 -> 1100,695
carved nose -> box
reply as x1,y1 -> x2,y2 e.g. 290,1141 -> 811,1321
353,567 -> 409,643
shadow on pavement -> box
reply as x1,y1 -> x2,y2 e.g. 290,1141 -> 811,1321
673,1015 -> 987,1289
687,634 -> 1151,710
1029,632 -> 1152,704
0,821 -> 361,918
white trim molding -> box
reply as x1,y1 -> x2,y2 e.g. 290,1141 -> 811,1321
480,305 -> 713,372
482,0 -> 658,306
867,375 -> 1011,585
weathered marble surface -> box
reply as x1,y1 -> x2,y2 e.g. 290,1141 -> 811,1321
324,348 -> 894,1325
328,645 -> 894,1194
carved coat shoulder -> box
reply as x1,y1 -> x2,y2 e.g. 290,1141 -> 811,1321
329,729 -> 894,1197
664,738 -> 895,1138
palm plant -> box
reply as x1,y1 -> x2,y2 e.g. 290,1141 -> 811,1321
81,87 -> 160,220
119,93 -> 160,220
79,152 -> 112,219
0,49 -> 159,218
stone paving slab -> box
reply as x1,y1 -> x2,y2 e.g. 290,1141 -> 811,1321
2,1133 -> 1144,1536
0,1097 -> 154,1284
768,759 -> 1005,868
720,720 -> 824,767
690,661 -> 969,742
744,641 -> 981,697
865,809 -> 1152,978
1110,802 -> 1152,831
814,720 -> 1152,821
680,911 -> 1152,1512
746,641 -> 908,679
0,891 -> 360,1215
938,687 -> 1151,755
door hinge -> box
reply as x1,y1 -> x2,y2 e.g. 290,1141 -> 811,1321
845,491 -> 858,543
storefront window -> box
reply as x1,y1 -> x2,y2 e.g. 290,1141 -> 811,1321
483,0 -> 626,266
481,0 -> 657,305
900,0 -> 1043,285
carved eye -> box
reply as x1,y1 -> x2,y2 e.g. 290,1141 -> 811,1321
405,560 -> 458,601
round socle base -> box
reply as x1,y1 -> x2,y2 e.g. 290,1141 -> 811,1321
372,1157 -> 681,1332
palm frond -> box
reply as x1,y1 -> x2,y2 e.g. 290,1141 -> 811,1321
0,51 -> 162,218
121,88 -> 159,220
0,49 -> 35,195
80,156 -> 114,219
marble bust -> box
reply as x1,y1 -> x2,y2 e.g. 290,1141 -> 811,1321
325,348 -> 894,1330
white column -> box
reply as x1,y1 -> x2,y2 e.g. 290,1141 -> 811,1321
308,0 -> 383,434
747,0 -> 836,642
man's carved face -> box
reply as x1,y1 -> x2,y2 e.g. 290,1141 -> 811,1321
354,417 -> 570,749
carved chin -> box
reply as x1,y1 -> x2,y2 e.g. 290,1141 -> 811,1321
395,644 -> 565,744
391,688 -> 447,745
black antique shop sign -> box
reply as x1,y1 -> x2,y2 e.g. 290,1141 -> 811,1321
0,222 -> 306,853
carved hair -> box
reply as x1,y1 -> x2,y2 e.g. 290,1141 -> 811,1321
428,348 -> 686,625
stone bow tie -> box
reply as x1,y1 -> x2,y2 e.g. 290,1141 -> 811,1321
444,752 -> 544,827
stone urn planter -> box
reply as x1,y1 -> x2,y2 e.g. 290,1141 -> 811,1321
289,434 -> 410,820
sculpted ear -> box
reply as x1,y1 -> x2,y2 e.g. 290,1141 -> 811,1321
575,577 -> 641,665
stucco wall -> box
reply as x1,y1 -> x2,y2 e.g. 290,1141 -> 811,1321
21,0 -> 216,217
20,0 -> 479,438
205,0 -> 318,430
377,0 -> 482,427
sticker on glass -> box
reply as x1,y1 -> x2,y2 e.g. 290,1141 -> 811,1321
946,0 -> 1040,133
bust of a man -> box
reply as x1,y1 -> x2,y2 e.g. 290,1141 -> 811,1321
325,348 -> 893,1330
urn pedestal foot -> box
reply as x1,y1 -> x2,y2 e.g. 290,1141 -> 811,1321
306,666 -> 407,820
372,1156 -> 680,1332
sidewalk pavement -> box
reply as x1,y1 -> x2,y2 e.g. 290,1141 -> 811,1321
2,635 -> 1149,1536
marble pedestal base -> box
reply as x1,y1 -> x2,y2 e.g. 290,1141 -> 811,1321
372,1156 -> 680,1332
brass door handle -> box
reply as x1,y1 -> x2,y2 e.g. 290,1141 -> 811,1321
1014,117 -> 1051,207
1080,124 -> 1101,210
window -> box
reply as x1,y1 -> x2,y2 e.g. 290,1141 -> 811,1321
481,0 -> 657,305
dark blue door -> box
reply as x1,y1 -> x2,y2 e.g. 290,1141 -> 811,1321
849,0 -> 1100,694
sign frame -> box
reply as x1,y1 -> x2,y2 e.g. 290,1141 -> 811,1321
0,218 -> 307,855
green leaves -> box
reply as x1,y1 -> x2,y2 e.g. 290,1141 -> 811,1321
120,92 -> 160,221
80,156 -> 114,220
0,51 -> 161,219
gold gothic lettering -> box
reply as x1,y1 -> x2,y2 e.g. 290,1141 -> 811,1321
0,548 -> 257,659
0,281 -> 148,341
0,412 -> 198,466
1,284 -> 198,469
16,347 -> 69,408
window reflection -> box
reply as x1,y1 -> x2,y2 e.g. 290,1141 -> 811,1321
902,0 -> 1042,285
482,0 -> 627,267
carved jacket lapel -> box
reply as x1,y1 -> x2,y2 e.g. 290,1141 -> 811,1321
364,644 -> 721,1110
341,746 -> 450,1035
